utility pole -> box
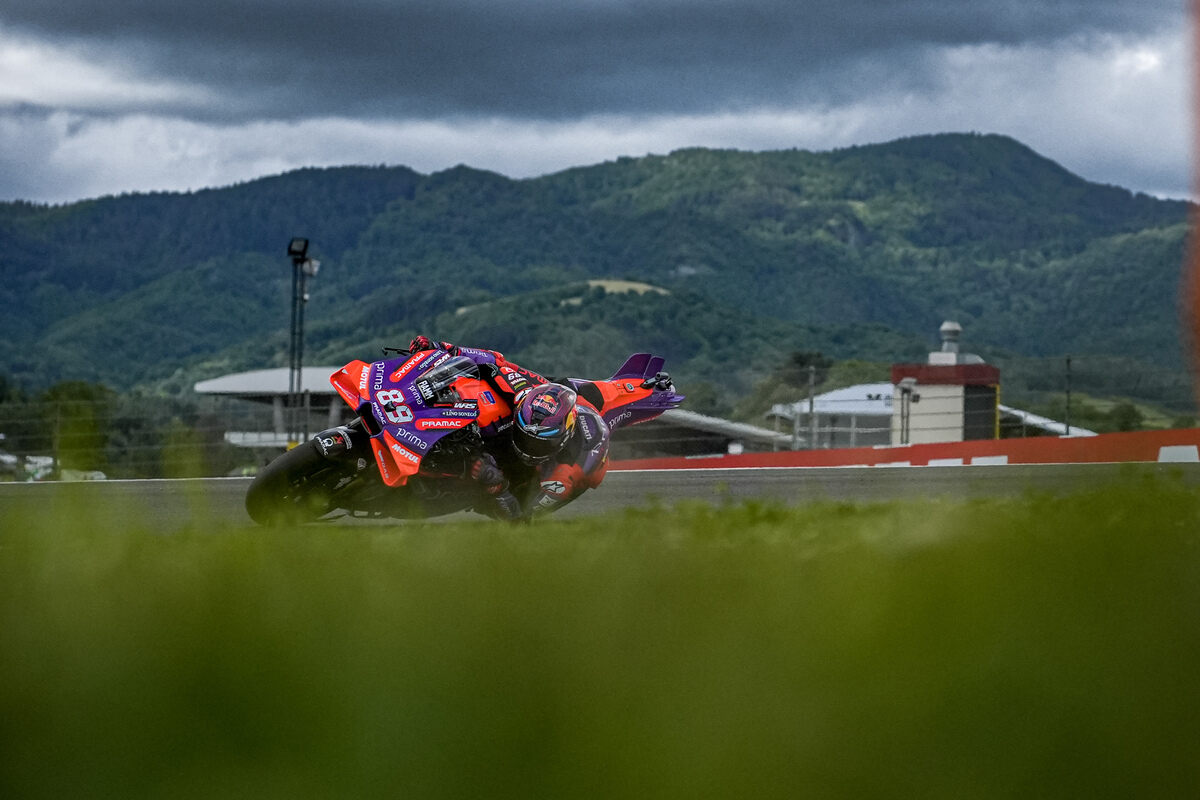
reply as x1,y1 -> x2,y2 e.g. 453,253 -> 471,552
808,365 -> 817,449
897,377 -> 919,445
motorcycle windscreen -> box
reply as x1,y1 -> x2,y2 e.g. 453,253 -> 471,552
412,355 -> 480,403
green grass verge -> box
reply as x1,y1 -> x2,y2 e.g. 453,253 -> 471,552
3,475 -> 1200,798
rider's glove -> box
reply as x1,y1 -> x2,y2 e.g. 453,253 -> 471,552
492,489 -> 524,522
469,454 -> 509,493
408,335 -> 435,353
469,455 -> 524,521
409,335 -> 461,356
642,371 -> 673,391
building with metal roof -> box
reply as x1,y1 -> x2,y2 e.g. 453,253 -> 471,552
610,408 -> 793,459
767,382 -> 895,449
194,366 -> 346,448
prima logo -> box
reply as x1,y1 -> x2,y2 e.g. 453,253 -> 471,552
393,426 -> 429,451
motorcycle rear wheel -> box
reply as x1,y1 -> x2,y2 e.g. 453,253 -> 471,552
245,442 -> 354,525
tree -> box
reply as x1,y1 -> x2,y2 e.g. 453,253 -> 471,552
0,373 -> 25,403
41,381 -> 115,472
678,381 -> 728,417
1108,401 -> 1144,432
776,351 -> 834,389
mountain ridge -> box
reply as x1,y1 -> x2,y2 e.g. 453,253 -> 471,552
0,132 -> 1189,405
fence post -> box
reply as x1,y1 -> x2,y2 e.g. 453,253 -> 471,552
1065,355 -> 1072,436
808,365 -> 817,449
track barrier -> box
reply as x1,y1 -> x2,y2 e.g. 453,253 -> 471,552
610,427 -> 1200,471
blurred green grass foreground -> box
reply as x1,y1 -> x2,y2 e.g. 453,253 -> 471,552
3,476 -> 1200,798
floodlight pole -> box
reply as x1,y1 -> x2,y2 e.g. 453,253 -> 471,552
288,262 -> 299,427
297,258 -> 319,441
285,238 -> 318,445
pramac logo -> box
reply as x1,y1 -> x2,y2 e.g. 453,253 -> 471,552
391,353 -> 425,382
417,418 -> 470,430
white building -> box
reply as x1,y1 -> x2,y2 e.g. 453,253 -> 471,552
767,382 -> 894,449
769,322 -> 1094,449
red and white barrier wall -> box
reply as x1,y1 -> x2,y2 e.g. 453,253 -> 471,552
610,428 -> 1200,471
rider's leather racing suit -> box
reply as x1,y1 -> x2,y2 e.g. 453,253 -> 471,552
407,336 -> 612,520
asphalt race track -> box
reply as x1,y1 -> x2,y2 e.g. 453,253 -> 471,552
4,462 -> 1199,531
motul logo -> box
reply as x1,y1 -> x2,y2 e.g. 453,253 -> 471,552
389,443 -> 420,464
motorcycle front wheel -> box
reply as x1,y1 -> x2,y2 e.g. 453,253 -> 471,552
245,441 -> 355,525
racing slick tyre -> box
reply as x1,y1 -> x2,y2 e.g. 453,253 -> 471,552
245,441 -> 352,525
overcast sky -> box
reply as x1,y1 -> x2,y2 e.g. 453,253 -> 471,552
0,0 -> 1190,204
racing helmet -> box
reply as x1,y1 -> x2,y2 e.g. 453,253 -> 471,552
512,383 -> 578,462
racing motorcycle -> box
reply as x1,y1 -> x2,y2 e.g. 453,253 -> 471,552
244,348 -> 684,524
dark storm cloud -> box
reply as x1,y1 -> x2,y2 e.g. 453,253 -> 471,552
1,0 -> 1181,120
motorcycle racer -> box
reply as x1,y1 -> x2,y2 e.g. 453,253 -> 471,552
507,382 -> 614,517
405,335 -> 674,520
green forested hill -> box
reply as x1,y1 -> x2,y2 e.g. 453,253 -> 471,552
0,133 -> 1189,404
